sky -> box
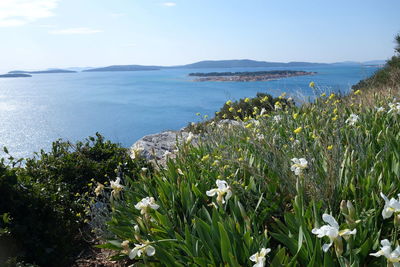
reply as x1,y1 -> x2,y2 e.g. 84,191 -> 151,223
0,0 -> 399,72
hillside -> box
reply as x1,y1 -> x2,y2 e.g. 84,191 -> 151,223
83,65 -> 161,72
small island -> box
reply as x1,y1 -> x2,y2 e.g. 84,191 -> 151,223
189,70 -> 316,82
9,69 -> 77,74
0,73 -> 32,78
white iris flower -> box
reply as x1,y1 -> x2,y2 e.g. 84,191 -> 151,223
206,179 -> 232,204
389,102 -> 400,114
380,192 -> 400,219
135,197 -> 160,215
129,242 -> 156,259
312,214 -> 356,252
345,113 -> 359,125
110,177 -> 124,198
290,158 -> 308,176
249,247 -> 271,267
370,239 -> 400,266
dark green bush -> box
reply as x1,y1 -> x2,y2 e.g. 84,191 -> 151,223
0,133 -> 152,266
216,92 -> 294,121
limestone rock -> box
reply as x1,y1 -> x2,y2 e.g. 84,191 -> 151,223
130,131 -> 197,165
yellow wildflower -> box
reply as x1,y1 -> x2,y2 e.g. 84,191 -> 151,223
329,93 -> 335,100
327,145 -> 333,150
321,92 -> 326,97
229,107 -> 234,112
309,81 -> 315,88
294,127 -> 302,134
293,113 -> 299,119
95,183 -> 105,196
201,154 -> 210,161
244,98 -> 250,103
274,101 -> 282,110
354,90 -> 361,95
237,108 -> 242,113
226,100 -> 233,105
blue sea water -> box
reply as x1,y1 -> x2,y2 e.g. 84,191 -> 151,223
0,65 -> 379,158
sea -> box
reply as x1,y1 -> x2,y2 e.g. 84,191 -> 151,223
0,65 -> 379,159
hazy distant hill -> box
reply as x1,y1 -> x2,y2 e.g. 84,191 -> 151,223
83,60 -> 330,72
362,60 -> 387,65
332,60 -> 387,66
175,60 -> 330,68
15,59 -> 384,74
9,69 -> 77,74
83,65 -> 161,72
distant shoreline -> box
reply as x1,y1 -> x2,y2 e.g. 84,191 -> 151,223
189,70 -> 316,82
0,73 -> 32,78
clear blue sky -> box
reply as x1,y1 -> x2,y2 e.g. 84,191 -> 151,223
0,0 -> 399,71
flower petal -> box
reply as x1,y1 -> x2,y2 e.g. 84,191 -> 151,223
129,247 -> 139,259
225,190 -> 232,201
382,207 -> 394,219
206,189 -> 217,197
249,253 -> 257,262
381,192 -> 390,203
146,245 -> 156,256
322,214 -> 339,229
322,242 -> 333,252
216,179 -> 228,190
381,239 -> 391,247
370,250 -> 384,257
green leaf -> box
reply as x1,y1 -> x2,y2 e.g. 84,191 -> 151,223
218,222 -> 233,265
95,240 -> 122,250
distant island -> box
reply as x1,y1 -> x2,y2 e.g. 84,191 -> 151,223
0,73 -> 32,78
7,59 -> 385,74
189,70 -> 316,82
83,65 -> 161,72
9,69 -> 77,74
80,60 -> 328,72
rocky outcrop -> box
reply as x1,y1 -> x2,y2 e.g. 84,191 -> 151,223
130,120 -> 245,166
130,130 -> 196,165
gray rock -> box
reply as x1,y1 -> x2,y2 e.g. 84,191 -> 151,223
217,119 -> 244,127
130,131 -> 197,165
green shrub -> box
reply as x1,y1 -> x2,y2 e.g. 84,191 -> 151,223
0,133 -> 152,266
216,92 -> 294,121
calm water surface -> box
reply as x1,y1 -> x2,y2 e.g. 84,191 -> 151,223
0,65 -> 378,158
